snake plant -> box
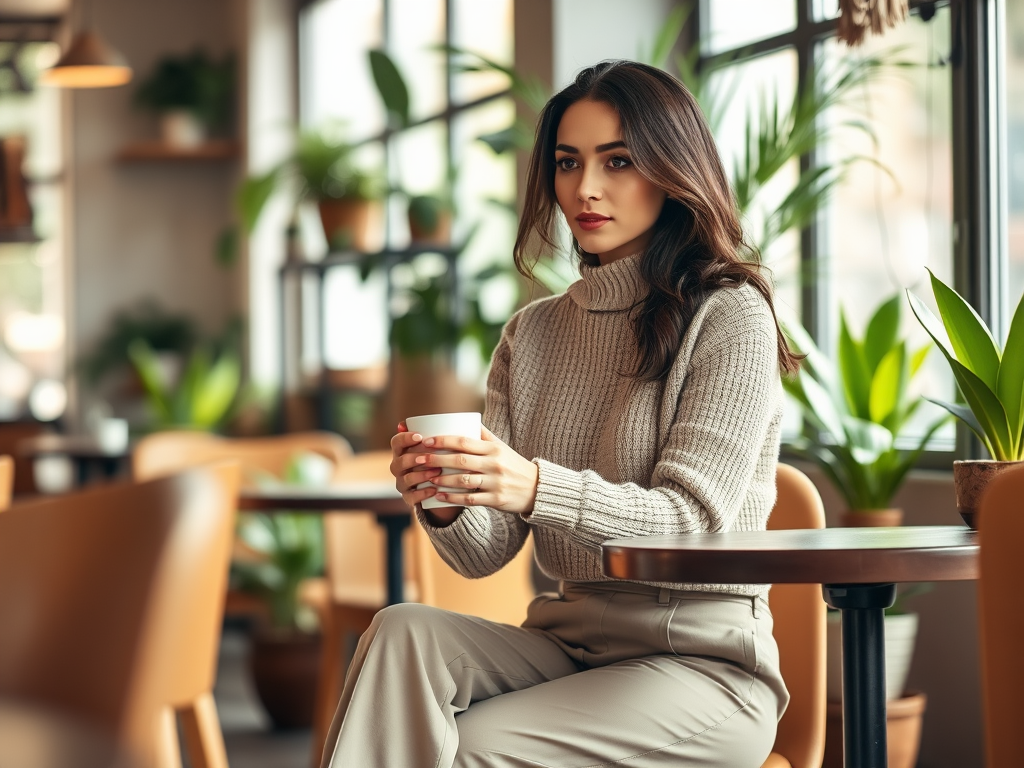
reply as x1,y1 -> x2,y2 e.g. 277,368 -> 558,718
908,270 -> 1024,461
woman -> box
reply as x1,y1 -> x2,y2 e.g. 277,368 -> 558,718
322,60 -> 800,768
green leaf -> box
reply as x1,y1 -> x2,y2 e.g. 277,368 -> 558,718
863,294 -> 901,374
238,168 -> 280,233
841,416 -> 894,464
909,343 -> 931,377
192,351 -> 240,428
215,226 -> 238,268
838,309 -> 871,418
368,49 -> 410,129
996,290 -> 1024,455
925,397 -> 988,448
869,343 -> 906,426
639,5 -> 688,67
927,269 -> 1001,389
127,339 -> 173,424
907,289 -> 957,361
800,373 -> 846,441
948,359 -> 1013,460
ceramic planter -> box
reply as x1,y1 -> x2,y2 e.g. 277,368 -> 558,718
823,691 -> 927,768
160,110 -> 206,148
953,460 -> 1024,530
408,209 -> 452,245
248,627 -> 322,729
318,198 -> 381,253
839,508 -> 903,527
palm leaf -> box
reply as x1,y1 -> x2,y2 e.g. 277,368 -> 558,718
927,269 -> 1001,389
864,295 -> 901,374
996,290 -> 1024,455
368,49 -> 410,129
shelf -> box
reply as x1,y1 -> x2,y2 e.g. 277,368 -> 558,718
0,227 -> 40,244
279,242 -> 465,274
115,140 -> 240,163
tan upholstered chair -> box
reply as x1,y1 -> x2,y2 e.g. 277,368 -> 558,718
761,463 -> 828,768
0,462 -> 240,768
978,463 -> 1024,768
0,455 -> 12,511
312,450 -> 535,767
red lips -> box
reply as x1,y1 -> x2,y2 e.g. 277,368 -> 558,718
575,213 -> 610,231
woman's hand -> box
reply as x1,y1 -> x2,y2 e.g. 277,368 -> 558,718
390,424 -> 446,511
412,426 -> 539,515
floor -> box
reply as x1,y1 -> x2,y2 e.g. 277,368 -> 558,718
211,628 -> 314,768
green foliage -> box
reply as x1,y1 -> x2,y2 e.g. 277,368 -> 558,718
232,453 -> 329,631
369,49 -> 410,129
908,270 -> 1024,461
134,49 -> 235,128
128,339 -> 241,430
407,193 -> 450,233
78,301 -> 197,386
237,127 -> 382,234
783,295 -> 950,510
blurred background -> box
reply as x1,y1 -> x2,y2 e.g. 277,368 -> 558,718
0,1 -> 1021,766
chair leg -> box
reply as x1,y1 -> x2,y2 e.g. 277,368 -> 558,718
153,705 -> 183,768
310,605 -> 377,768
179,692 -> 230,768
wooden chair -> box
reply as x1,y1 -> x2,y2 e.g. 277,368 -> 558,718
762,463 -> 828,768
0,420 -> 48,496
0,462 -> 240,768
312,450 -> 535,767
0,454 -> 12,511
977,463 -> 1024,768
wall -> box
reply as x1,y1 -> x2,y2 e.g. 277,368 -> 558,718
794,463 -> 983,768
69,0 -> 243,416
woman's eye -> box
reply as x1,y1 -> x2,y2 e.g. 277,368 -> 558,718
608,155 -> 632,170
555,157 -> 578,171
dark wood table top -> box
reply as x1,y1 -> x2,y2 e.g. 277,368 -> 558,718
17,434 -> 131,460
237,481 -> 409,515
602,525 -> 979,585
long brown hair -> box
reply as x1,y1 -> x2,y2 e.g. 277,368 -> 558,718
514,60 -> 800,380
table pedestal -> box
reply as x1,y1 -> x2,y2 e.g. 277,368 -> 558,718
823,583 -> 897,768
378,513 -> 412,605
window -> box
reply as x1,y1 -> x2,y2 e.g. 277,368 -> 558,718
696,0 -> 959,457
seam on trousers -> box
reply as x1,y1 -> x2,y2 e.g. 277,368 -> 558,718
479,667 -> 760,768
663,600 -> 681,655
434,655 -> 461,768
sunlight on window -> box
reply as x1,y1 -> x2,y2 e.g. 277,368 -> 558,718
1006,0 -> 1024,321
704,0 -> 796,55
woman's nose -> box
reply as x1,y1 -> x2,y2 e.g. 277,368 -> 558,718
576,165 -> 603,202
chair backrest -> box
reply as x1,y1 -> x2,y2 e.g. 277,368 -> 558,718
978,463 -> 1024,768
0,462 -> 240,765
0,420 -> 48,496
765,463 -> 827,768
0,454 -> 12,511
133,430 -> 352,483
326,450 -> 534,624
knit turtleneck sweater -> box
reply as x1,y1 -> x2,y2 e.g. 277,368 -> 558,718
415,254 -> 784,597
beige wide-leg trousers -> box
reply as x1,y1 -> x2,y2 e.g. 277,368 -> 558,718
322,581 -> 789,768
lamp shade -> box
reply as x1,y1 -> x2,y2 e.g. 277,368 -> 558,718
38,30 -> 132,88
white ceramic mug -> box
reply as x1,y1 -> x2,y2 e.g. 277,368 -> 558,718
405,412 -> 482,509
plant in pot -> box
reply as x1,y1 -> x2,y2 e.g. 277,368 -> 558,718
907,270 -> 1024,529
133,49 -> 235,148
232,453 -> 331,729
238,127 -> 384,253
406,191 -> 453,245
782,294 -> 950,527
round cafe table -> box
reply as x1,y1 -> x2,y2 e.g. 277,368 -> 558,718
602,526 -> 978,768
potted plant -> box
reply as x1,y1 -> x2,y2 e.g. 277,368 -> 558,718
238,127 -> 384,252
782,294 -> 950,526
407,192 -> 453,245
907,270 -> 1024,529
134,49 -> 235,148
232,453 -> 330,729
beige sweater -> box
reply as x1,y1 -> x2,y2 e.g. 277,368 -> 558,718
416,254 -> 784,596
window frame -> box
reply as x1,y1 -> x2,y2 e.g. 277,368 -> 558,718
693,0 -> 1000,466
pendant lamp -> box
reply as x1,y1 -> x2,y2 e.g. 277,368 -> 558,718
39,0 -> 132,88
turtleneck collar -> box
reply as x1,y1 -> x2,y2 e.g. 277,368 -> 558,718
566,253 -> 647,312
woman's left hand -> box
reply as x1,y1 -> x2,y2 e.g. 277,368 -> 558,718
413,427 -> 539,515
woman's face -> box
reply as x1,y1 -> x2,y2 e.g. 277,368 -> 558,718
553,99 -> 667,265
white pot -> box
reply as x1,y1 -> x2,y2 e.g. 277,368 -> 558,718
826,611 -> 919,702
160,110 -> 206,148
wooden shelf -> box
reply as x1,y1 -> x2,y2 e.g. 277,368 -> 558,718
115,140 -> 240,163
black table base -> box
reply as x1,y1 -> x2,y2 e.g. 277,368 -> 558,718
378,513 -> 412,605
823,583 -> 897,768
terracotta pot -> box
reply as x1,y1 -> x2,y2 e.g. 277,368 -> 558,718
953,459 -> 1024,530
839,508 -> 904,527
318,198 -> 381,252
248,628 -> 322,729
823,691 -> 927,768
408,210 -> 452,245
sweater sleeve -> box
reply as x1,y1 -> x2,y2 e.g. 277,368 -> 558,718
527,290 -> 781,548
414,312 -> 531,578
